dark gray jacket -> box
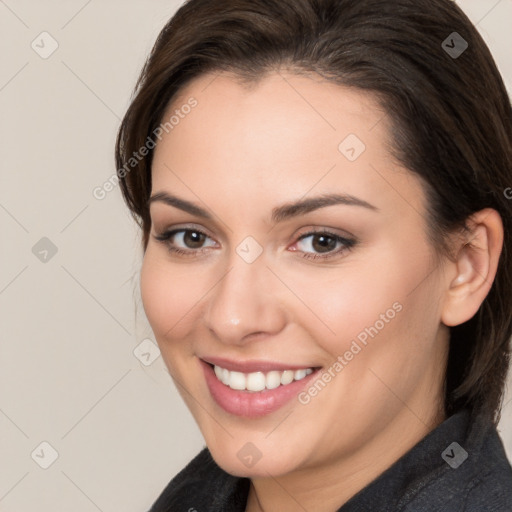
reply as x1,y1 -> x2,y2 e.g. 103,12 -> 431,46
149,408 -> 512,511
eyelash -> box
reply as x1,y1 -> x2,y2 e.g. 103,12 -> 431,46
153,228 -> 356,261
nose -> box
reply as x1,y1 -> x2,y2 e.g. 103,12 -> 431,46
202,253 -> 288,346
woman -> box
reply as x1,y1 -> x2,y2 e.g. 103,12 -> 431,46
115,0 -> 512,510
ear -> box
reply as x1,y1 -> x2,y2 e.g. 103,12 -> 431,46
441,208 -> 504,327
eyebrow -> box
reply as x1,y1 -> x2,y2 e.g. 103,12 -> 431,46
148,191 -> 378,223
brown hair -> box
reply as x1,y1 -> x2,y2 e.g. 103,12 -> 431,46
115,0 -> 512,423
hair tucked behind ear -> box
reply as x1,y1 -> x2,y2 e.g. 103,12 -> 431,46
115,0 -> 512,424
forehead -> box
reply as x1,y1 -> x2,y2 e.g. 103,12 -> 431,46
151,70 -> 426,220
160,70 -> 387,158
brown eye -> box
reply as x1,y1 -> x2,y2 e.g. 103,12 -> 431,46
182,230 -> 207,249
292,230 -> 357,261
310,234 -> 338,253
153,228 -> 218,257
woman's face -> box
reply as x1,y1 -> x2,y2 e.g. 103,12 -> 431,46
141,71 -> 450,478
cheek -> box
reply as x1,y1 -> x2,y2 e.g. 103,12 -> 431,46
282,243 -> 437,358
140,250 -> 204,342
278,262 -> 403,344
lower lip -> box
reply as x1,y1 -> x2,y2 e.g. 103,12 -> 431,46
200,360 -> 319,418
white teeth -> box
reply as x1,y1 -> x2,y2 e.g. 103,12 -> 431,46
266,371 -> 282,390
212,364 -> 315,392
294,369 -> 307,381
281,370 -> 294,385
247,372 -> 266,392
229,371 -> 246,390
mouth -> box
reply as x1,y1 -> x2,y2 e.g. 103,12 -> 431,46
211,363 -> 314,392
199,358 -> 321,417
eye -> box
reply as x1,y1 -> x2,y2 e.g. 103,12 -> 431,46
153,226 -> 356,261
291,230 -> 356,261
153,228 -> 217,257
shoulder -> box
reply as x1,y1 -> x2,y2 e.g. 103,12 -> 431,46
400,411 -> 512,512
460,424 -> 512,512
148,447 -> 249,512
148,447 -> 214,511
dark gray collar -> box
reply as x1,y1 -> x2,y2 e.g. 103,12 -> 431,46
149,407 -> 512,511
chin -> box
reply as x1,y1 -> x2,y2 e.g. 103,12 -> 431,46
206,440 -> 304,479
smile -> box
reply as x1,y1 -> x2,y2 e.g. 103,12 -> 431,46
200,359 -> 320,417
213,364 -> 314,392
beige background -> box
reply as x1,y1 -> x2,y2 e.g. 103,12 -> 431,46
0,1 -> 511,510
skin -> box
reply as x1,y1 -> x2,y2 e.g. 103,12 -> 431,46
140,70 -> 503,512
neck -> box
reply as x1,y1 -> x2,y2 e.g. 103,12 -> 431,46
245,401 -> 446,512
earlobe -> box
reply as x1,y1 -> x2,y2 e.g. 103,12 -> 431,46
441,209 -> 503,327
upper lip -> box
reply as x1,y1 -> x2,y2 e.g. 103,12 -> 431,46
201,356 -> 318,373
